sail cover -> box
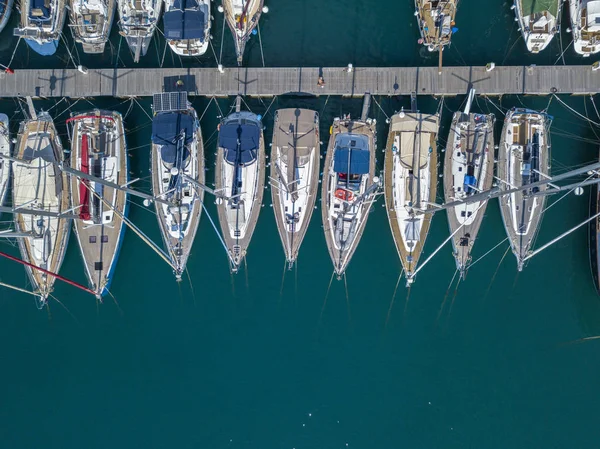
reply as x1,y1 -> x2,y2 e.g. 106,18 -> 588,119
164,0 -> 206,40
219,123 -> 260,164
151,112 -> 194,163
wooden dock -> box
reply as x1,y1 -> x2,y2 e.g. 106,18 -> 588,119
0,65 -> 598,98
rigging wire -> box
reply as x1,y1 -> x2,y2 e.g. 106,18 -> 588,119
257,23 -> 266,67
553,93 -> 600,127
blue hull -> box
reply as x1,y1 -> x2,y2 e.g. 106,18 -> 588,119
25,39 -> 58,56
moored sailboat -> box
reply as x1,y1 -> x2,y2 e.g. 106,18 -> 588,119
569,0 -> 600,56
222,0 -> 264,65
443,91 -> 495,278
322,115 -> 378,278
415,0 -> 458,51
270,108 -> 320,268
0,0 -> 14,33
117,0 -> 162,61
12,112 -> 70,307
14,0 -> 67,56
215,99 -> 265,271
67,110 -> 127,298
498,108 -> 552,270
0,113 -> 10,210
67,0 -> 116,54
513,0 -> 562,53
151,92 -> 204,280
163,0 -> 211,56
384,110 -> 439,284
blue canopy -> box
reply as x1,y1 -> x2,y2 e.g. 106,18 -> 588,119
29,0 -> 51,20
219,123 -> 260,165
333,148 -> 370,175
152,112 -> 194,163
164,0 -> 206,40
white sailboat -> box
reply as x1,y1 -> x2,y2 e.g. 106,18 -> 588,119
117,0 -> 162,61
68,0 -> 116,53
569,0 -> 600,56
513,0 -> 562,53
222,0 -> 264,65
14,0 -> 67,56
163,0 -> 211,56
0,114 -> 10,210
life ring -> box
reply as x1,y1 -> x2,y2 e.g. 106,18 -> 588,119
335,188 -> 354,202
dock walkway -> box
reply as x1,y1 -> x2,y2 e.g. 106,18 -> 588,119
0,65 -> 598,98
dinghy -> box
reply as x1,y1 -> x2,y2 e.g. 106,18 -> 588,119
222,0 -> 264,65
117,0 -> 162,61
498,108 -> 552,270
12,112 -> 70,307
215,100 -> 265,271
14,0 -> 67,55
68,110 -> 127,298
569,0 -> 600,56
513,0 -> 562,53
67,0 -> 116,53
322,115 -> 378,278
384,110 -> 439,284
443,91 -> 495,278
0,0 -> 14,33
270,108 -> 320,268
163,0 -> 211,56
0,113 -> 10,210
151,92 -> 204,280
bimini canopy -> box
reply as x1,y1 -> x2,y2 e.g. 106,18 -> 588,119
151,112 -> 194,164
29,0 -> 51,20
219,123 -> 260,164
333,148 -> 370,175
164,0 -> 206,40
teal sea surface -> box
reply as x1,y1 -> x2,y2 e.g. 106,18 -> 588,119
1,1 -> 600,448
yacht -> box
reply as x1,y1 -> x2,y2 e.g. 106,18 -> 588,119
117,0 -> 162,61
14,0 -> 67,55
322,115 -> 378,278
12,112 -> 70,307
163,0 -> 211,56
67,110 -> 127,298
415,0 -> 459,51
569,0 -> 600,56
270,108 -> 320,268
222,0 -> 264,65
215,101 -> 265,271
513,0 -> 562,53
498,108 -> 552,270
151,92 -> 204,280
68,0 -> 115,53
384,110 -> 439,284
0,114 -> 10,210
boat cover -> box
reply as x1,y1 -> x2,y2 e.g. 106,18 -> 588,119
151,112 -> 194,163
164,0 -> 206,40
219,123 -> 260,164
521,0 -> 558,16
333,148 -> 370,175
588,1 -> 600,32
29,0 -> 51,20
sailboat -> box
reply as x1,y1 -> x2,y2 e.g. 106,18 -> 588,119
222,0 -> 264,65
384,110 -> 439,284
498,108 -> 552,270
215,99 -> 265,272
151,92 -> 204,280
163,0 -> 211,56
12,112 -> 70,307
0,0 -> 14,33
0,114 -> 10,210
415,0 -> 458,51
569,0 -> 600,56
513,0 -> 562,53
117,0 -> 162,61
322,115 -> 378,278
67,110 -> 127,298
443,90 -> 495,278
14,0 -> 67,55
270,108 -> 320,268
67,0 -> 116,53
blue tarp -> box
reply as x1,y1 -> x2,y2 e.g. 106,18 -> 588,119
463,175 -> 476,194
29,0 -> 51,20
152,112 -> 194,163
164,0 -> 205,40
219,123 -> 260,165
333,148 -> 370,175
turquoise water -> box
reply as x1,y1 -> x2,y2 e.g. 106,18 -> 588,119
1,1 -> 600,448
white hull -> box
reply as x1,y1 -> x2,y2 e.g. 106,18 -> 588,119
0,114 -> 10,210
118,0 -> 162,60
514,0 -> 561,53
570,0 -> 600,56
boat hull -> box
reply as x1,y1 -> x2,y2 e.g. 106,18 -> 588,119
0,0 -> 14,34
222,0 -> 263,64
0,113 -> 10,213
514,0 -> 561,53
270,108 -> 320,266
25,39 -> 59,56
414,0 -> 458,50
69,110 -> 128,298
68,0 -> 116,54
569,0 -> 600,56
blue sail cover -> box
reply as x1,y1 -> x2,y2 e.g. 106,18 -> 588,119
152,112 -> 194,163
29,0 -> 51,20
164,0 -> 206,40
219,123 -> 260,165
333,148 -> 370,175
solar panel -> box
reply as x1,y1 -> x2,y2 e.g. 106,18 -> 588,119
153,92 -> 188,113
